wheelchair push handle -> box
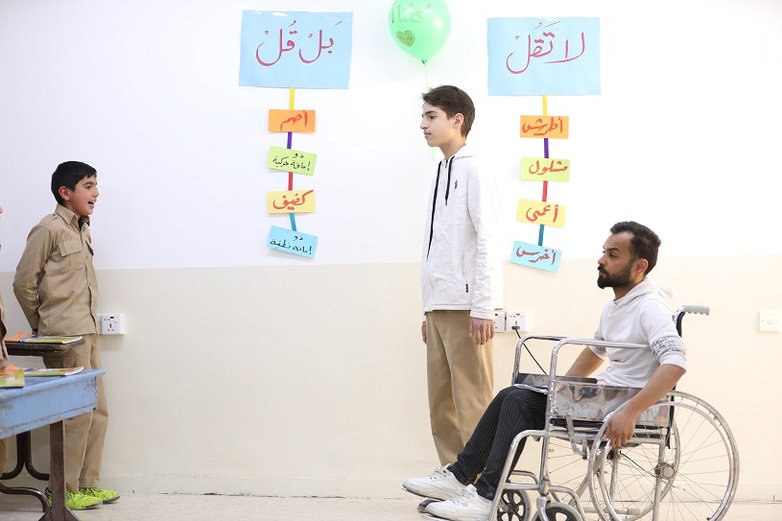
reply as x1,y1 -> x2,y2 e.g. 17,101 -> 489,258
681,305 -> 710,316
675,305 -> 709,336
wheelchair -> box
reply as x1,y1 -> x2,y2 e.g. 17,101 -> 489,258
488,306 -> 739,521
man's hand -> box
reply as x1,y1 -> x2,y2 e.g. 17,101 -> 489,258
604,364 -> 686,447
604,408 -> 637,447
469,317 -> 494,346
421,320 -> 427,344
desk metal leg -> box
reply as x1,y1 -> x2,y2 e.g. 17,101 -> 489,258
0,434 -> 27,479
0,432 -> 49,511
20,431 -> 51,480
39,422 -> 80,521
0,478 -> 49,511
1,431 -> 50,479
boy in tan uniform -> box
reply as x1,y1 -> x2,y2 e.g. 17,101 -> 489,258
13,162 -> 118,510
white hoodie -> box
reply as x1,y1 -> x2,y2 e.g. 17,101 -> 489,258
591,277 -> 687,388
421,146 -> 503,320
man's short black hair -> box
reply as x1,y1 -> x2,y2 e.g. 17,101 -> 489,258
51,161 -> 97,204
610,221 -> 661,274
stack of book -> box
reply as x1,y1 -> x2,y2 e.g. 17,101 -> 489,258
0,364 -> 85,388
4,332 -> 84,344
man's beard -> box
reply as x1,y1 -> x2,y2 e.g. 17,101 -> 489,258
597,263 -> 633,289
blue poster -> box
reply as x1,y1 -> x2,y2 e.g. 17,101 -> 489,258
487,17 -> 600,96
240,11 -> 353,89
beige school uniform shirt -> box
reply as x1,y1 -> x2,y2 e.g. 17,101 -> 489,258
13,205 -> 99,336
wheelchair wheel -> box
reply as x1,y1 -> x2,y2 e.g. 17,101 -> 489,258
529,502 -> 581,521
588,391 -> 739,521
497,489 -> 531,521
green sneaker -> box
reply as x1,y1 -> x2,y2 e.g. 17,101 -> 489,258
80,486 -> 120,504
45,488 -> 103,510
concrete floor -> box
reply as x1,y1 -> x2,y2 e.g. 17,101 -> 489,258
0,493 -> 781,521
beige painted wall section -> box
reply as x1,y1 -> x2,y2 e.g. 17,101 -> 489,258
1,255 -> 779,500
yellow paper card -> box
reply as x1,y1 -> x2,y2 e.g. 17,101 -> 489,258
516,199 -> 567,227
267,190 -> 316,214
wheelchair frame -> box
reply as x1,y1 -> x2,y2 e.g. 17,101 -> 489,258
487,306 -> 740,521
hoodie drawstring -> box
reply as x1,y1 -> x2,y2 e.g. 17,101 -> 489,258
427,156 -> 455,259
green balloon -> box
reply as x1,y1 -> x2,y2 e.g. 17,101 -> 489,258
388,0 -> 451,63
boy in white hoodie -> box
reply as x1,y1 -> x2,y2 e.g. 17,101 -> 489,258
405,221 -> 686,521
418,85 -> 504,471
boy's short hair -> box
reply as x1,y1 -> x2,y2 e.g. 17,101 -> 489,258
610,221 -> 661,274
51,161 -> 97,204
422,85 -> 475,137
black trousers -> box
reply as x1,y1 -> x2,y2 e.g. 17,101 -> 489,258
449,386 -> 547,500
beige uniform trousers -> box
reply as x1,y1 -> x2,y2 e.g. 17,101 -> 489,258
0,438 -> 7,474
426,310 -> 494,465
43,333 -> 108,492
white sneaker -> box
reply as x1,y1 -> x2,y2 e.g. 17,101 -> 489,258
425,484 -> 492,521
402,466 -> 466,501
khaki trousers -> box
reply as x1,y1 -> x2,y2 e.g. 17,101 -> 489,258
426,310 -> 494,465
44,333 -> 108,491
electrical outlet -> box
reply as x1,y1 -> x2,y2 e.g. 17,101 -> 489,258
759,309 -> 782,333
505,311 -> 529,333
100,313 -> 126,335
493,310 -> 506,333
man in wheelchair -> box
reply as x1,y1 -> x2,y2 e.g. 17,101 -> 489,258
403,221 -> 687,521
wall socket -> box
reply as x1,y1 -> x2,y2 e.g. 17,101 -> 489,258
505,311 -> 529,333
492,310 -> 531,333
99,313 -> 126,335
493,310 -> 506,333
759,309 -> 782,333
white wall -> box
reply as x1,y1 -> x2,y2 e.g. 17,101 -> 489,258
1,0 -> 780,504
3,255 -> 780,500
1,0 -> 781,271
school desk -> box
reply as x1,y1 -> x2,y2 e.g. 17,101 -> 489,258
0,369 -> 103,521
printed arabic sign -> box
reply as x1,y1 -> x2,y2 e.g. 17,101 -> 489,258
487,17 -> 600,96
240,11 -> 353,89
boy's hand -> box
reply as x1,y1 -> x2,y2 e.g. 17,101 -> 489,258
469,317 -> 494,346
